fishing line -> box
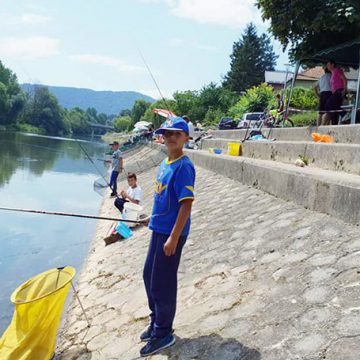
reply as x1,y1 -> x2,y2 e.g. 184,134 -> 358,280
135,46 -> 188,219
137,47 -> 172,113
77,141 -> 109,184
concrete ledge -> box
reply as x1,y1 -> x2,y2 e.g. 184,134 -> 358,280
211,124 -> 360,144
185,150 -> 360,225
201,139 -> 360,175
119,145 -> 167,180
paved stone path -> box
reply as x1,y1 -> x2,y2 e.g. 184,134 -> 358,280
58,149 -> 360,360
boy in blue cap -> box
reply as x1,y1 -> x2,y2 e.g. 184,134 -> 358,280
140,116 -> 195,357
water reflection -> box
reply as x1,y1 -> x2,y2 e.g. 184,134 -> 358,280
0,132 -> 108,334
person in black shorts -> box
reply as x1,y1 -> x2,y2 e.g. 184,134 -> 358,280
314,67 -> 332,126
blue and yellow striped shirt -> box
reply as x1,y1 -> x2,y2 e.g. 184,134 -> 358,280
149,155 -> 195,236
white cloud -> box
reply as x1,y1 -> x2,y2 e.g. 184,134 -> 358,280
0,36 -> 60,59
139,0 -> 263,28
69,54 -> 146,74
21,13 -> 51,25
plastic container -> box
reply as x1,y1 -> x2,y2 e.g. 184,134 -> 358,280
227,142 -> 241,156
115,221 -> 133,239
123,202 -> 143,227
208,148 -> 222,154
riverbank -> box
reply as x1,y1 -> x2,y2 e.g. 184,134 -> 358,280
101,132 -> 128,145
58,146 -> 360,360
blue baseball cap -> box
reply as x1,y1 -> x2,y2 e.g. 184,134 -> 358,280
154,116 -> 189,135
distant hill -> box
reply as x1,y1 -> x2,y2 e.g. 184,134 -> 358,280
21,83 -> 155,115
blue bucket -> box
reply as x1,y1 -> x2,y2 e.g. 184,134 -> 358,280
115,221 -> 132,239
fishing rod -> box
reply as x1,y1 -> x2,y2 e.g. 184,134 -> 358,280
73,48 -> 168,197
137,48 -> 172,113
76,140 -> 111,186
0,206 -> 141,224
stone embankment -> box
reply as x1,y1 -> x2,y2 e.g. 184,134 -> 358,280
58,128 -> 360,359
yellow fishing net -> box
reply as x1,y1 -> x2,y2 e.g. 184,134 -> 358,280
0,266 -> 75,360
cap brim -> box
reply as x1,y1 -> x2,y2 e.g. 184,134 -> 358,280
154,127 -> 186,135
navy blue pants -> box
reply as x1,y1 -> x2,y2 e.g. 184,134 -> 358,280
114,197 -> 128,213
109,170 -> 119,194
143,232 -> 187,338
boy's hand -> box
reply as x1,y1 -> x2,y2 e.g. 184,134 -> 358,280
163,236 -> 178,256
139,216 -> 150,226
120,190 -> 127,198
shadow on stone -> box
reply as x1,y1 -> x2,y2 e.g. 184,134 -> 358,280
56,344 -> 91,360
163,333 -> 261,360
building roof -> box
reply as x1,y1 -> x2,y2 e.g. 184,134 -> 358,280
297,67 -> 324,80
264,70 -> 292,85
266,66 -> 359,85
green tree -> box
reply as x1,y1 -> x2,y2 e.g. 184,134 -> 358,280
113,115 -> 132,132
25,86 -> 69,135
256,0 -> 360,60
228,83 -> 276,119
119,109 -> 131,117
86,107 -> 98,123
65,107 -> 91,135
173,84 -> 239,125
203,107 -> 226,127
0,61 -> 25,125
97,113 -> 108,125
173,90 -> 198,116
223,23 -> 278,93
131,99 -> 151,124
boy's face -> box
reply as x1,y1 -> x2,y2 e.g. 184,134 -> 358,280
127,177 -> 137,188
163,130 -> 189,150
111,144 -> 119,151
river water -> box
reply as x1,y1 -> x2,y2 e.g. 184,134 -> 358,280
0,131 -> 108,334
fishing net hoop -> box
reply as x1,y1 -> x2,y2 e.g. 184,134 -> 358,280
11,266 -> 76,305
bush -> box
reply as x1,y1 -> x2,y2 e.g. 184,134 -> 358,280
16,123 -> 45,134
203,107 -> 225,127
289,87 -> 318,110
290,111 -> 317,127
228,83 -> 276,119
113,115 -> 132,132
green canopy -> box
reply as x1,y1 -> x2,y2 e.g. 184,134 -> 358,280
301,38 -> 360,67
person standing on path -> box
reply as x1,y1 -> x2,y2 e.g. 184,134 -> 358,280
139,117 -> 195,357
324,61 -> 348,125
107,141 -> 123,197
182,115 -> 195,149
313,67 -> 332,126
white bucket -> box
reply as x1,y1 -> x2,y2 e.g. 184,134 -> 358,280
123,202 -> 143,227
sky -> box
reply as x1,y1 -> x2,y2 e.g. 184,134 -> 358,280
0,0 -> 289,99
